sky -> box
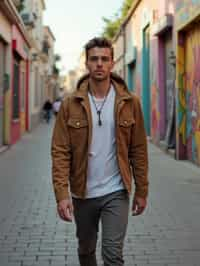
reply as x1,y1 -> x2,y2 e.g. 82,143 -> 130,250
43,0 -> 124,74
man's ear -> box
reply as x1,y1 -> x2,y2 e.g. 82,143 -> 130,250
85,61 -> 89,71
111,60 -> 115,70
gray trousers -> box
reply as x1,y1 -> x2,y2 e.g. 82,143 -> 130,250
72,190 -> 129,266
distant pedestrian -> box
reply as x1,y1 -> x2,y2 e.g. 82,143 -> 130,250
53,98 -> 62,116
51,37 -> 149,266
42,99 -> 52,123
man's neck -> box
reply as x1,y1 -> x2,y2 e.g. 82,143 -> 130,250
89,77 -> 111,99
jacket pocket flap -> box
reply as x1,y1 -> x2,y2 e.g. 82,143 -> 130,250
119,118 -> 135,127
67,118 -> 88,128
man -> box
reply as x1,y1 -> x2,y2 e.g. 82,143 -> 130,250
42,99 -> 52,123
51,37 -> 148,266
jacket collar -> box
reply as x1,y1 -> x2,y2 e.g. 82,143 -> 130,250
74,73 -> 132,102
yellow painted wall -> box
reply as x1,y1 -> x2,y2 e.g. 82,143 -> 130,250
4,89 -> 11,144
20,112 -> 26,134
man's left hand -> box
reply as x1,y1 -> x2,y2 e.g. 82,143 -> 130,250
132,196 -> 147,216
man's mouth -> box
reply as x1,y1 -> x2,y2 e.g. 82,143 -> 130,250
95,70 -> 104,74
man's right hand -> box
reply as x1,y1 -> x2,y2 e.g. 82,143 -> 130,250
57,198 -> 74,222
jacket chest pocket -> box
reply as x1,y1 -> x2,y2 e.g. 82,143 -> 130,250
118,118 -> 135,146
67,118 -> 88,147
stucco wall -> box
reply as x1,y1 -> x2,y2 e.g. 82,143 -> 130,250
0,10 -> 12,144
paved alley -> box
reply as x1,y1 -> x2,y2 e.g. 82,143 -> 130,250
0,121 -> 200,266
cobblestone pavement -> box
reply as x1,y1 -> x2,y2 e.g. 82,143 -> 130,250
0,121 -> 200,266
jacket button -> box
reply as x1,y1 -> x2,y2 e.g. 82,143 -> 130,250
124,120 -> 127,124
76,122 -> 80,126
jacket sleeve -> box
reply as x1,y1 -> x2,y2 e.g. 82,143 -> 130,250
129,95 -> 149,198
51,99 -> 71,203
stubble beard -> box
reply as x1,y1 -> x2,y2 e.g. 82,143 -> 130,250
91,72 -> 110,82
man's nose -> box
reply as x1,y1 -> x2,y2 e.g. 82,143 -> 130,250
97,58 -> 103,66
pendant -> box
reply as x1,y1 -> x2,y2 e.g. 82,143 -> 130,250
97,111 -> 102,126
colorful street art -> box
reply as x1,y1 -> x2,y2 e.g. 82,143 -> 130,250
177,22 -> 200,163
177,36 -> 187,147
176,0 -> 200,164
185,24 -> 200,162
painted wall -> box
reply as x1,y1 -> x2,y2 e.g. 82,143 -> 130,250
113,33 -> 124,79
23,0 -> 47,130
43,26 -> 56,101
153,8 -> 176,145
0,10 -> 12,145
0,10 -> 11,43
11,25 -> 29,144
123,0 -> 177,140
124,0 -> 164,136
175,0 -> 200,164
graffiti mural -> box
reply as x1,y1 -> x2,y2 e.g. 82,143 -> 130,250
177,32 -> 187,159
176,0 -> 200,163
185,25 -> 200,163
178,23 -> 200,163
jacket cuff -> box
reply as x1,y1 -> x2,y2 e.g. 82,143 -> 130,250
134,187 -> 148,199
55,189 -> 70,203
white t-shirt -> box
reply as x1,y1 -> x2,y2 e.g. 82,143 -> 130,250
53,101 -> 61,113
85,85 -> 125,198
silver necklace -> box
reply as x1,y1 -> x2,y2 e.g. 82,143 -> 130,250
90,88 -> 109,126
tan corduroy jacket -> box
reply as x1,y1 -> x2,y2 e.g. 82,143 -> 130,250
51,73 -> 148,202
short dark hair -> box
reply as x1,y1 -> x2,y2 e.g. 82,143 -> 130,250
85,37 -> 114,60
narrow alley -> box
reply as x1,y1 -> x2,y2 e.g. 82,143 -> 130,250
0,121 -> 200,266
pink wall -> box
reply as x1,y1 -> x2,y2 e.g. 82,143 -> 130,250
11,25 -> 29,144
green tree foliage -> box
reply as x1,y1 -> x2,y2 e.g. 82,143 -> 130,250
121,0 -> 134,17
102,0 -> 134,40
16,0 -> 25,13
102,15 -> 121,40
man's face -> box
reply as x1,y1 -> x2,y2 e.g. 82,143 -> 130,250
86,47 -> 114,81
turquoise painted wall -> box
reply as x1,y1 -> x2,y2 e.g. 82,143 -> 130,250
142,25 -> 151,135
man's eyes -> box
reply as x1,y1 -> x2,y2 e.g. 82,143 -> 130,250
89,57 -> 110,62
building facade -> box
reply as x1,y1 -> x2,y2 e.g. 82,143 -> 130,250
43,25 -> 56,101
116,0 -> 176,148
0,3 -> 12,149
0,0 -> 31,147
20,0 -> 47,130
113,0 -> 200,166
11,24 -> 30,144
0,0 -> 59,150
113,30 -> 125,79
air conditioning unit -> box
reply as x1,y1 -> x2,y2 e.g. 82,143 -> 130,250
21,13 -> 36,27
